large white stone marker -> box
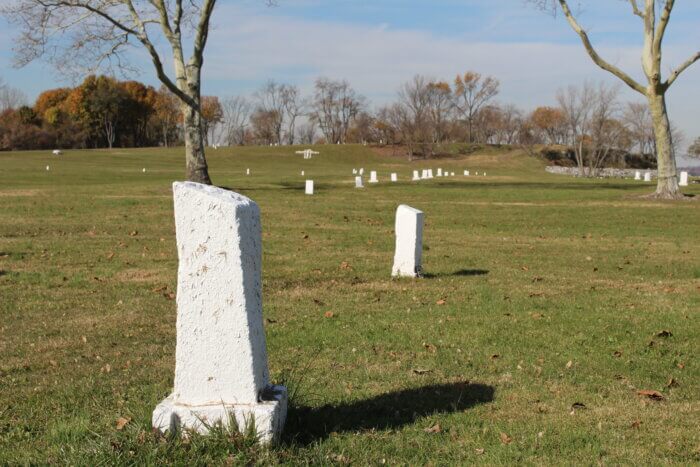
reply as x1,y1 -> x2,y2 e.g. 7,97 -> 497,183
437,168 -> 443,177
391,173 -> 398,182
644,171 -> 652,182
634,171 -> 641,180
370,171 -> 379,183
413,170 -> 420,181
153,182 -> 287,444
305,180 -> 314,195
391,205 -> 424,278
355,176 -> 364,188
679,171 -> 689,186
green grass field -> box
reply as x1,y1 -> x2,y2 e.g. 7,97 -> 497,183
1,145 -> 698,465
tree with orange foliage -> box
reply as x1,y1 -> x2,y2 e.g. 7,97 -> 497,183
453,72 -> 500,143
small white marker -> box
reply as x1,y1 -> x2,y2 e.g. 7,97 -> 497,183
142,168 -> 147,173
246,168 -> 250,175
46,165 -> 50,171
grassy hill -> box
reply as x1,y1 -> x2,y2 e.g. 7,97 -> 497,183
0,145 -> 698,464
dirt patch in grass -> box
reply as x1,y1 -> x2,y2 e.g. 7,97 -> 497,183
0,189 -> 43,197
114,268 -> 166,283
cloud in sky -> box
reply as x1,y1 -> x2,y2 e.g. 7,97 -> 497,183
1,0 -> 699,151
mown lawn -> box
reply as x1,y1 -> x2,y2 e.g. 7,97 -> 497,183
0,145 -> 698,465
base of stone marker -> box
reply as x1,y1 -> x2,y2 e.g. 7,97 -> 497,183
152,385 -> 287,444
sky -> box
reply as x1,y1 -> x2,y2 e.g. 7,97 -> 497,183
1,0 -> 699,160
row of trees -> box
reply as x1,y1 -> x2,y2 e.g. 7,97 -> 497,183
2,71 -> 694,180
0,75 -> 225,151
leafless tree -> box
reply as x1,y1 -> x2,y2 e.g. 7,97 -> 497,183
280,85 -> 306,145
532,0 -> 699,198
623,102 -> 655,156
221,96 -> 251,146
254,80 -> 286,145
296,120 -> 317,145
311,77 -> 364,144
1,0 -> 229,184
453,71 -> 500,143
0,77 -> 27,112
557,82 -> 625,176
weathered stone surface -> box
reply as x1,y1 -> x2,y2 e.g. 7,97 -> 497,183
153,182 -> 287,444
391,205 -> 424,278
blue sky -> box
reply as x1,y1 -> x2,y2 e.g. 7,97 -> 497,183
1,0 -> 699,154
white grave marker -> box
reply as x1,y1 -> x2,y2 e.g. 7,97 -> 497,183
301,170 -> 305,176
679,171 -> 689,186
369,171 -> 379,183
413,170 -> 420,181
352,169 -> 357,175
391,205 -> 424,278
391,173 -> 398,182
359,168 -> 364,175
355,176 -> 364,188
305,180 -> 314,195
644,172 -> 652,182
246,168 -> 250,175
437,168 -> 443,177
634,171 -> 641,180
46,165 -> 50,171
143,168 -> 147,173
52,149 -> 62,156
152,182 -> 287,444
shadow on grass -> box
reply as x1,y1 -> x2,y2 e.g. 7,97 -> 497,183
283,381 -> 494,445
423,269 -> 488,279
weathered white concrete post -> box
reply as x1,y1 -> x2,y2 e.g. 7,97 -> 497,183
413,170 -> 420,181
305,180 -> 314,195
437,168 -> 443,177
634,171 -> 641,180
370,171 -> 379,183
391,173 -> 398,182
246,168 -> 250,175
391,205 -> 424,278
428,169 -> 434,179
644,172 -> 652,182
359,168 -> 364,175
679,171 -> 689,186
355,176 -> 364,188
153,182 -> 287,444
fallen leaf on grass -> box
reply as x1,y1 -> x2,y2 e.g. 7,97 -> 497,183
530,312 -> 544,320
436,299 -> 446,305
667,378 -> 679,388
152,285 -> 167,293
107,252 -> 115,260
571,402 -> 587,410
324,311 -> 334,318
423,342 -> 437,353
565,360 -> 573,369
339,261 -> 352,270
475,448 -> 485,455
424,423 -> 441,433
129,231 -> 138,237
116,417 -> 131,430
412,368 -> 432,375
637,390 -> 664,401
499,432 -> 512,444
266,318 -> 277,324
520,266 -> 529,271
164,292 -> 176,300
656,330 -> 673,338
612,350 -> 623,358
630,420 -> 641,429
490,354 -> 500,360
529,292 -> 545,298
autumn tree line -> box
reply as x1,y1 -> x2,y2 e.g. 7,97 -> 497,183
0,75 -> 226,151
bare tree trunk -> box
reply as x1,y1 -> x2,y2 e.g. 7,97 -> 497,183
647,92 -> 681,199
183,103 -> 212,185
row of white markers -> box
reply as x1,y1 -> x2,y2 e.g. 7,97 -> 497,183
634,170 -> 690,186
304,168 -> 484,194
